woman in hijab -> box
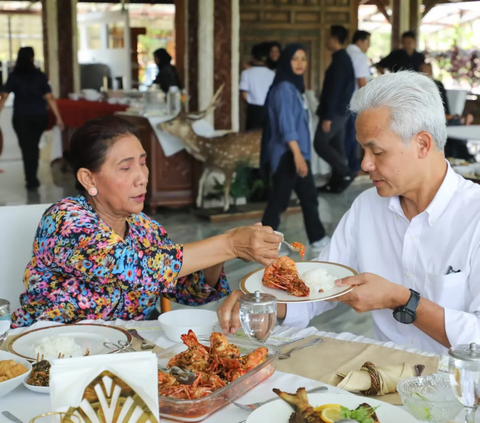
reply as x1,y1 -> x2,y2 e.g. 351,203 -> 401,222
261,44 -> 329,252
266,42 -> 282,70
152,48 -> 182,94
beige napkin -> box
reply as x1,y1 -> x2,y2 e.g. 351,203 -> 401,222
276,335 -> 439,405
329,362 -> 416,395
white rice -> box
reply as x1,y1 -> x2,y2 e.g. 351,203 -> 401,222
302,268 -> 337,293
33,336 -> 83,359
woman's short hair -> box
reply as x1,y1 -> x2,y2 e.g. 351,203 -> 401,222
65,116 -> 138,192
350,71 -> 447,150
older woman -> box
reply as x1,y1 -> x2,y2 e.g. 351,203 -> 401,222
12,116 -> 281,327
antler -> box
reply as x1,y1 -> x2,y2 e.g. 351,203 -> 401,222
188,84 -> 225,120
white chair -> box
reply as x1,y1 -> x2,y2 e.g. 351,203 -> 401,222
0,204 -> 50,312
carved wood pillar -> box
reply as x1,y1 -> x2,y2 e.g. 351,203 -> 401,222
41,0 -> 79,98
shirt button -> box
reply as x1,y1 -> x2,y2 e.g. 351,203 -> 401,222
407,272 -> 413,279
410,235 -> 415,240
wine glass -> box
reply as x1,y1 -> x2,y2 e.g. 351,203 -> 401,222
238,291 -> 277,343
449,343 -> 480,423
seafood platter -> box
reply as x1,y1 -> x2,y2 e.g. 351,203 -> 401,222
156,330 -> 279,422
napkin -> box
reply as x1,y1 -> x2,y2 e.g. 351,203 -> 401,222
276,335 -> 439,405
49,351 -> 159,423
328,361 -> 416,395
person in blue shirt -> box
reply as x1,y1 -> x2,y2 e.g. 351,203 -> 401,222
0,47 -> 63,190
261,44 -> 329,252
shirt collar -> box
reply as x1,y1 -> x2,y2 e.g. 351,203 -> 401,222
388,161 -> 459,226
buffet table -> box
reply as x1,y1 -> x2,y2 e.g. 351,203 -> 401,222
0,320 -> 450,423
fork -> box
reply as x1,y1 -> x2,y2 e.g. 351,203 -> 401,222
233,385 -> 328,411
128,329 -> 156,350
279,337 -> 323,360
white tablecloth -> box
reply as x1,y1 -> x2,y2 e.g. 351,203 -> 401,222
0,321 -> 451,423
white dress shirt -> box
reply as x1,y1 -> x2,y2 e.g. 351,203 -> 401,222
284,164 -> 480,354
346,44 -> 371,93
239,66 -> 275,106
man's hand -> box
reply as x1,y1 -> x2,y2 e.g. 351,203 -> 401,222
322,120 -> 332,133
294,153 -> 308,177
217,290 -> 244,335
328,273 -> 410,312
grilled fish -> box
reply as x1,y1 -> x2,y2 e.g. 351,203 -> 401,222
273,388 -> 323,423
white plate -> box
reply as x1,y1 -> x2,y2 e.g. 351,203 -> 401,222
23,380 -> 50,394
246,393 -> 418,423
8,324 -> 132,361
240,261 -> 356,303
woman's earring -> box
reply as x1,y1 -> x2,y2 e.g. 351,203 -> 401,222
88,187 -> 98,197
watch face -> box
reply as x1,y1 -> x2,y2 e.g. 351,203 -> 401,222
394,308 -> 416,324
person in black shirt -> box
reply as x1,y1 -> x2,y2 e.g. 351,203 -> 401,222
0,47 -> 63,190
314,25 -> 355,193
152,48 -> 182,94
376,31 -> 425,73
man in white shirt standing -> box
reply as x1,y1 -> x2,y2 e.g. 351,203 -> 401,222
345,30 -> 371,175
239,43 -> 275,130
218,71 -> 480,355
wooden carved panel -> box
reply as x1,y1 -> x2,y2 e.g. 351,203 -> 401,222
240,0 -> 358,91
214,0 -> 233,129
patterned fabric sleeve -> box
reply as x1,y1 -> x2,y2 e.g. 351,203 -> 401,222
139,214 -> 231,305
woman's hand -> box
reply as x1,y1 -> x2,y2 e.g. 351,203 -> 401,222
294,153 -> 308,177
228,225 -> 281,266
57,119 -> 65,131
322,120 -> 332,133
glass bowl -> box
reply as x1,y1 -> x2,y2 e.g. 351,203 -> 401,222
397,373 -> 463,422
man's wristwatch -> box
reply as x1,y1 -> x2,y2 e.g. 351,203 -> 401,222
393,289 -> 420,324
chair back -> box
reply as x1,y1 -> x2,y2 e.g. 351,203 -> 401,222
0,204 -> 49,311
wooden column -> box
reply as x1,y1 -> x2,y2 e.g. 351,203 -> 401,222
213,0 -> 233,130
391,0 -> 401,50
41,0 -> 78,97
174,0 -> 186,91
187,0 -> 199,112
409,0 -> 420,35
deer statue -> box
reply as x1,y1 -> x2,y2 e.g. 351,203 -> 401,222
158,85 -> 262,212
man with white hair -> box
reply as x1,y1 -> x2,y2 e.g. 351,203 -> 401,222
218,71 -> 480,354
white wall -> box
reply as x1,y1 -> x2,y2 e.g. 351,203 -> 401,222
77,10 -> 132,89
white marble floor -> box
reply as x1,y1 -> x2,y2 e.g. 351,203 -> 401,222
0,150 -> 373,337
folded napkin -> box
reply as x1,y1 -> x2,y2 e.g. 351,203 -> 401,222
328,361 -> 416,395
49,351 -> 159,423
276,335 -> 439,405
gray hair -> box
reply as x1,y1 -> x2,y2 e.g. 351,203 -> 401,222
349,71 -> 447,150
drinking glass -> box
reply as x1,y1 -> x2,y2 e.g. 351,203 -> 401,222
238,291 -> 277,343
449,342 -> 480,423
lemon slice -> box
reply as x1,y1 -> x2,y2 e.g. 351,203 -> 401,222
320,405 -> 343,423
314,404 -> 342,413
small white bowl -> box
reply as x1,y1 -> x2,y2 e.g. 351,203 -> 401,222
68,93 -> 80,101
158,309 -> 218,342
0,351 -> 32,399
23,380 -> 50,394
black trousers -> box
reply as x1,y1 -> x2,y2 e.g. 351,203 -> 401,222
12,113 -> 48,187
245,103 -> 264,130
314,114 -> 351,178
262,152 -> 326,244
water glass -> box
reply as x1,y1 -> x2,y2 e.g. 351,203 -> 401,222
238,291 -> 277,343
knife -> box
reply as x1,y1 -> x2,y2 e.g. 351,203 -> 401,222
2,411 -> 24,423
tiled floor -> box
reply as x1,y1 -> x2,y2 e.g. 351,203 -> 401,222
0,145 -> 373,337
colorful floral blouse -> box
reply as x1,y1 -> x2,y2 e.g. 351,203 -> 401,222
11,196 -> 230,327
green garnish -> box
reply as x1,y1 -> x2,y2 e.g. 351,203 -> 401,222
340,405 -> 380,423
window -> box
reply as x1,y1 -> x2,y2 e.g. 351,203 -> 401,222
107,22 -> 125,49
86,24 -> 102,50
